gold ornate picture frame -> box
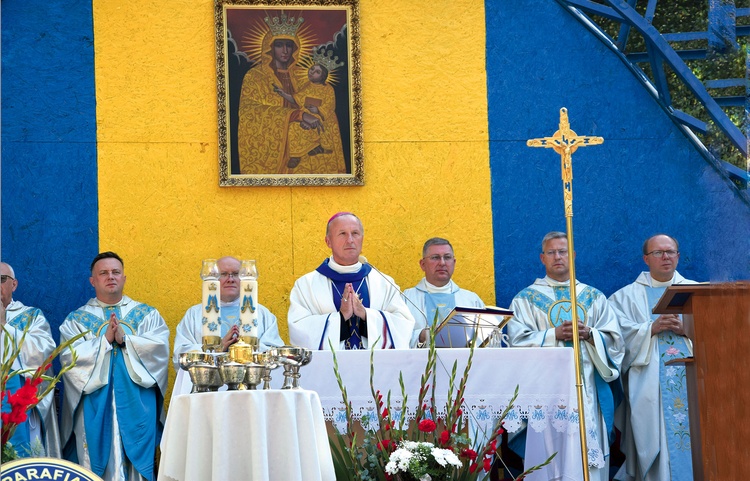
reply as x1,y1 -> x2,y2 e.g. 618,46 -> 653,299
215,0 -> 363,186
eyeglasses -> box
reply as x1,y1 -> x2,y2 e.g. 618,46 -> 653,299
1,275 -> 14,284
543,249 -> 569,257
424,254 -> 455,262
219,272 -> 240,279
646,250 -> 679,258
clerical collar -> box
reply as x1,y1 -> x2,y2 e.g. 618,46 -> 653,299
96,298 -> 123,308
221,298 -> 240,307
328,256 -> 362,274
424,279 -> 454,294
544,276 -> 576,287
648,273 -> 674,288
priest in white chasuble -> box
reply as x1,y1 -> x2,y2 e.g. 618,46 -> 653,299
172,256 -> 284,372
1,262 -> 61,458
507,232 -> 625,481
60,252 -> 169,481
288,212 -> 415,350
609,234 -> 696,481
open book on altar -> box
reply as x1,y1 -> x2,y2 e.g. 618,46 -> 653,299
433,306 -> 514,348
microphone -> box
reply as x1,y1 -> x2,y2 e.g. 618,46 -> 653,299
359,255 -> 429,321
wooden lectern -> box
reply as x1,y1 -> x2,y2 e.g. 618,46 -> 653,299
654,282 -> 750,481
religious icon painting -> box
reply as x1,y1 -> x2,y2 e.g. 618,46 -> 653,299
215,0 -> 364,186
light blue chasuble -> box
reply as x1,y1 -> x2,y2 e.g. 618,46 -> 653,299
647,287 -> 693,480
67,304 -> 161,481
516,284 -> 619,443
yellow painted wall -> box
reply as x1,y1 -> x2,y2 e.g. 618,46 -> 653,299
93,0 -> 493,397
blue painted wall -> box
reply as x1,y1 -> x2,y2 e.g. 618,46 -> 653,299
485,0 -> 750,306
1,0 -> 99,335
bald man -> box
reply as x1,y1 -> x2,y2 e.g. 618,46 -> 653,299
288,212 -> 414,350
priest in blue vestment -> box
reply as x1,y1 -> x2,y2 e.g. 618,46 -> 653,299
288,212 -> 415,350
60,252 -> 169,481
507,232 -> 625,481
609,234 -> 696,481
403,237 -> 485,348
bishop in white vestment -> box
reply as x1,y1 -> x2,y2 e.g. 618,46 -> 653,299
288,213 -> 414,350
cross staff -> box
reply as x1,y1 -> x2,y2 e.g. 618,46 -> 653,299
527,108 -> 603,481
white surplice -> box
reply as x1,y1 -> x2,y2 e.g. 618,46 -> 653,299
609,271 -> 696,481
507,276 -> 625,481
288,264 -> 415,350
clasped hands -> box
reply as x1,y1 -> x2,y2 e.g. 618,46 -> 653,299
339,283 -> 366,321
104,312 -> 125,345
221,324 -> 240,352
651,314 -> 685,336
555,320 -> 593,344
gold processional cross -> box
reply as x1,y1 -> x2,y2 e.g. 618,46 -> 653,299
527,107 -> 603,481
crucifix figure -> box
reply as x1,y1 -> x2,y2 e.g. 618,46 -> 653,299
527,107 -> 603,216
527,107 -> 604,481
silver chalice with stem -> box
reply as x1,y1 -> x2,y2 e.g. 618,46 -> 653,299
276,346 -> 313,389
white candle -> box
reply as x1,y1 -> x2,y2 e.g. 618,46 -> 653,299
239,278 -> 258,338
202,279 -> 221,340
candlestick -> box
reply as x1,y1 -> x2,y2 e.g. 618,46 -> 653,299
200,259 -> 222,352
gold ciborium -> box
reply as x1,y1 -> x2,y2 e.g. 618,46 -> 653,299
228,339 -> 255,363
277,346 -> 313,390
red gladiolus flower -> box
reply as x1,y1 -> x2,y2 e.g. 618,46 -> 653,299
483,457 -> 492,472
456,408 -> 463,416
377,439 -> 393,451
382,408 -> 389,417
439,430 -> 450,445
469,463 -> 478,473
496,427 -> 505,435
418,419 -> 437,433
461,448 -> 478,461
451,422 -> 457,433
488,439 -> 497,455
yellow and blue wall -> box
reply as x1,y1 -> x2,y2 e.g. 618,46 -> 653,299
3,0 -> 749,395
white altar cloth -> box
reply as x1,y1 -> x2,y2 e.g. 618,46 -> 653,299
158,390 -> 335,481
169,348 -> 584,480
297,347 -> 584,481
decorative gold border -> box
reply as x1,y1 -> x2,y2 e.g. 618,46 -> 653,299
215,0 -> 363,186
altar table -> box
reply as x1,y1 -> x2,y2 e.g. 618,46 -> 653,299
168,347 -> 584,480
158,390 -> 335,481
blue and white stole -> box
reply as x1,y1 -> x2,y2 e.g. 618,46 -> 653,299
515,283 -> 619,443
647,286 -> 693,480
316,258 -> 372,349
2,308 -> 43,457
65,302 -> 160,481
423,289 -> 457,328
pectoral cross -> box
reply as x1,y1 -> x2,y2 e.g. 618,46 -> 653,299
526,107 -> 603,217
527,108 -> 604,481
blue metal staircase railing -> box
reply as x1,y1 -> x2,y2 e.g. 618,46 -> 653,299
555,0 -> 749,198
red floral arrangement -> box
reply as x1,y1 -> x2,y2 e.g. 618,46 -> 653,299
328,326 -> 554,481
1,313 -> 84,461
